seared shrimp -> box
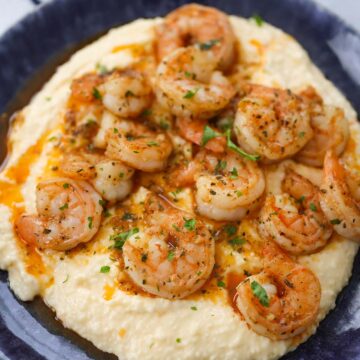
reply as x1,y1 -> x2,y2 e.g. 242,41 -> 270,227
123,193 -> 215,299
155,3 -> 236,71
234,85 -> 313,162
15,178 -> 102,251
319,151 -> 360,241
236,241 -> 321,340
195,151 -> 265,221
297,87 -> 349,167
60,152 -> 134,202
105,120 -> 172,172
156,46 -> 235,119
99,70 -> 152,118
259,170 -> 332,254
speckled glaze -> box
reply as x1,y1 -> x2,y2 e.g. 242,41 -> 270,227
0,0 -> 359,359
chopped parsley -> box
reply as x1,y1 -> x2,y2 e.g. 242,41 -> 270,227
199,39 -> 220,50
230,167 -> 238,179
167,250 -> 175,261
141,253 -> 148,262
92,87 -> 102,100
172,224 -> 180,232
48,136 -> 57,142
228,237 -> 246,246
309,202 -> 317,212
100,265 -> 110,273
122,212 -> 135,221
111,228 -> 139,250
95,62 -> 109,75
63,183 -> 70,189
176,338 -> 181,343
298,131 -> 306,138
59,203 -> 68,211
190,306 -> 198,311
251,14 -> 264,26
235,190 -> 243,197
62,275 -> 69,283
184,218 -> 196,231
201,125 -> 222,146
225,129 -> 260,161
330,218 -> 342,225
88,216 -> 93,229
113,128 -> 119,134
223,224 -> 237,237
296,195 -> 306,204
250,281 -> 269,307
183,88 -> 199,99
217,280 -> 226,288
147,141 -> 159,147
159,119 -> 170,130
141,108 -> 152,117
215,160 -> 227,174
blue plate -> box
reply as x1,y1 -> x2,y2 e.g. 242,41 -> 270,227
0,0 -> 360,359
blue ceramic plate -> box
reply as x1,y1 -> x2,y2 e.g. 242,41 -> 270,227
0,0 -> 360,359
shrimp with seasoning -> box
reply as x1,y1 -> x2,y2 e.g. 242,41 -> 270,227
122,193 -> 215,299
234,84 -> 313,162
236,241 -> 321,340
60,152 -> 134,202
155,3 -> 236,71
319,150 -> 360,241
99,69 -> 152,118
259,169 -> 332,255
185,150 -> 265,221
105,120 -> 173,172
15,178 -> 102,251
156,46 -> 235,119
296,87 -> 349,167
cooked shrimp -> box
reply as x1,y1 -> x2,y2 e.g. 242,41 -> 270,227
296,87 -> 349,167
93,160 -> 134,202
123,193 -> 215,299
155,3 -> 236,71
176,117 -> 226,153
15,178 -> 102,251
195,151 -> 265,221
156,46 -> 235,119
105,120 -> 172,172
60,152 -> 134,202
93,110 -> 117,149
319,151 -> 360,241
259,170 -> 332,254
99,70 -> 152,118
234,85 -> 313,162
236,241 -> 321,340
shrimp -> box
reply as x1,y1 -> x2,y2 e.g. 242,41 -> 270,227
105,120 -> 173,172
15,178 -> 102,251
236,241 -> 321,340
296,87 -> 349,167
176,117 -> 226,153
234,85 -> 313,162
155,3 -> 236,71
259,170 -> 332,254
194,151 -> 265,221
319,150 -> 360,241
99,70 -> 152,118
156,46 -> 235,119
123,193 -> 215,299
60,152 -> 134,202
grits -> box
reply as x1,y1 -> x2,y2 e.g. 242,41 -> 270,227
0,14 -> 359,360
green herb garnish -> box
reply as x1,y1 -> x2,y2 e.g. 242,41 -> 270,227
100,265 -> 110,273
225,129 -> 260,161
199,39 -> 220,50
111,228 -> 139,250
92,87 -> 102,100
184,218 -> 196,231
251,280 -> 269,307
251,14 -> 264,26
201,125 -> 222,146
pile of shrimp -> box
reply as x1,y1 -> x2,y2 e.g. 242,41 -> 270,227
15,3 -> 360,341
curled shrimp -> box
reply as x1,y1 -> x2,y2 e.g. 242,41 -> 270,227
234,85 -> 313,162
194,151 -> 265,221
105,120 -> 173,172
236,241 -> 321,340
259,170 -> 332,255
319,151 -> 360,241
176,117 -> 226,153
156,46 -> 235,119
155,3 -> 236,71
123,193 -> 215,299
99,70 -> 152,118
15,178 -> 102,251
60,152 -> 134,202
296,87 -> 349,167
